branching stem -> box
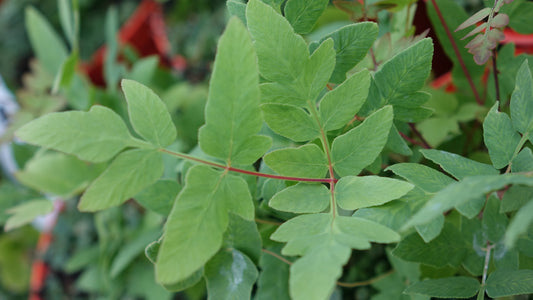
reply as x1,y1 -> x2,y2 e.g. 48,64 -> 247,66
158,148 -> 336,183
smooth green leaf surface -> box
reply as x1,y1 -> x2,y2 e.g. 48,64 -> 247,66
335,176 -> 413,210
386,163 -> 455,193
405,174 -> 533,229
505,199 -> 533,248
331,106 -> 393,177
270,183 -> 330,213
314,22 -> 378,84
16,152 -> 104,197
156,165 -> 254,285
25,7 -> 68,75
483,104 -> 521,169
393,223 -> 467,268
319,70 -> 370,131
122,80 -> 177,147
4,199 -> 53,231
78,149 -> 164,211
482,194 -> 507,243
261,104 -> 320,142
204,249 -> 258,300
223,214 -> 262,264
404,277 -> 480,298
199,17 -> 271,165
247,0 -> 308,83
511,147 -> 533,172
263,144 -> 328,178
16,106 -> 140,163
134,179 -> 181,216
255,247 -> 290,300
510,60 -> 533,137
374,38 -> 433,106
420,149 -> 498,180
486,269 -> 533,297
284,0 -> 328,34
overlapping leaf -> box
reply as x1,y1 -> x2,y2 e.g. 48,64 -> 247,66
419,149 -> 498,180
263,144 -> 328,178
271,213 -> 399,300
284,0 -> 329,34
198,17 -> 271,165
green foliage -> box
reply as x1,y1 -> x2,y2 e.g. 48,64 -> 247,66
6,0 -> 533,299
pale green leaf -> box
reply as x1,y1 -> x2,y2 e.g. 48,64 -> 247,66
510,60 -> 533,136
501,185 -> 533,213
335,176 -> 413,210
124,56 -> 159,85
319,70 -> 370,131
223,213 -> 262,264
284,0 -> 328,34
405,174 -> 533,229
246,0 -> 308,83
374,38 -> 434,105
270,183 -> 330,213
420,149 -> 498,180
25,7 -> 68,75
303,38 -> 336,101
331,106 -> 393,177
486,270 -> 533,297
483,103 -> 522,169
121,79 -> 176,147
78,149 -> 164,211
511,147 -> 533,173
162,268 -> 204,292
271,213 -> 332,255
289,243 -> 350,300
455,195 -> 485,218
16,106 -> 141,163
335,216 -> 401,246
4,199 -> 53,231
482,194 -> 507,243
261,104 -> 320,142
404,277 -> 480,298
110,229 -> 161,278
505,199 -> 533,248
455,7 -> 491,31
204,249 -> 258,300
263,144 -> 328,178
199,17 -> 271,165
314,22 -> 378,84
15,152 -> 104,197
386,125 -> 413,156
134,179 -> 181,216
156,165 -> 254,285
386,163 -> 455,193
227,1 -> 247,24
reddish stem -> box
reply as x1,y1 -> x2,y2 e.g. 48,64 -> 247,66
429,0 -> 483,106
408,123 -> 432,149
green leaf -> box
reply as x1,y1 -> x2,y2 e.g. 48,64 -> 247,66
255,247 -> 290,300
335,176 -> 413,210
405,174 -> 533,229
247,0 -> 308,83
263,144 -> 328,178
486,269 -> 533,297
121,79 -> 177,147
507,1 -> 533,34
15,152 -> 104,197
455,195 -> 485,219
199,17 -> 271,165
303,38 -> 336,101
16,106 -> 141,163
314,22 -> 378,84
270,183 -> 330,213
374,38 -> 434,106
134,179 -> 181,216
110,229 -> 161,278
482,194 -> 507,243
261,104 -> 320,142
284,0 -> 328,34
404,277 -> 480,298
223,213 -> 262,264
156,165 -> 254,285
386,163 -> 455,194
204,249 -> 258,300
4,199 -> 54,231
78,149 -> 164,211
331,106 -> 393,177
25,7 -> 68,75
501,185 -> 533,213
420,149 -> 498,180
510,60 -> 533,137
415,214 -> 445,243
512,147 -> 533,173
483,103 -> 522,169
319,70 -> 370,131
227,1 -> 247,24
505,199 -> 533,248
393,223 -> 467,268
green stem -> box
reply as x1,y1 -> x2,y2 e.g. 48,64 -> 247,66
505,132 -> 529,173
158,148 -> 336,183
429,0 -> 483,106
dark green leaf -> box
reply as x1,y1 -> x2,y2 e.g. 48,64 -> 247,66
420,149 -> 498,180
483,103 -> 521,169
404,277 -> 480,298
510,60 -> 533,139
486,270 -> 533,297
386,163 -> 455,193
505,200 -> 533,248
134,179 -> 181,216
